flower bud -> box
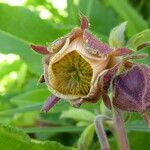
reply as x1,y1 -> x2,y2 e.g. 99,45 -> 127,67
112,64 -> 150,113
112,64 -> 150,127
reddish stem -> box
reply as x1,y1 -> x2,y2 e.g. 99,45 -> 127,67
94,115 -> 111,150
113,107 -> 130,150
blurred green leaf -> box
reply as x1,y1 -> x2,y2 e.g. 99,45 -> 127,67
0,124 -> 74,150
109,22 -> 127,48
78,124 -> 95,150
127,29 -> 150,50
128,131 -> 150,150
60,108 -> 95,123
67,0 -> 78,25
0,55 -> 23,78
126,121 -> 150,132
0,30 -> 41,75
79,0 -> 118,36
107,0 -> 148,35
0,3 -> 68,44
0,103 -> 42,115
22,126 -> 84,134
10,88 -> 50,106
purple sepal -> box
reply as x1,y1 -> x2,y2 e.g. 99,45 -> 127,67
41,95 -> 60,112
113,48 -> 133,56
31,44 -> 50,55
80,15 -> 89,30
83,31 -> 112,55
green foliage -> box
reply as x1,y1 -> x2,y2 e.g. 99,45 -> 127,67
78,124 -> 95,150
0,124 -> 74,150
107,0 -> 148,36
0,30 -> 41,75
60,108 -> 95,123
127,29 -> 150,50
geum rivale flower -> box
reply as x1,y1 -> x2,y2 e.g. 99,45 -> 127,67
31,16 -> 137,112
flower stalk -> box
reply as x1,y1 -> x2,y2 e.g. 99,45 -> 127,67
141,111 -> 150,128
94,115 -> 111,150
113,107 -> 130,150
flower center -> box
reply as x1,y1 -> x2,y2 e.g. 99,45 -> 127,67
51,51 -> 93,96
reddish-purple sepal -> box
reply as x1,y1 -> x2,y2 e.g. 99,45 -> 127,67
83,31 -> 112,55
112,48 -> 133,56
99,64 -> 120,109
41,95 -> 60,112
31,44 -> 50,55
80,15 -> 89,30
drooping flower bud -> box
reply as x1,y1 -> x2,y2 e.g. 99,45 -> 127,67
112,64 -> 150,127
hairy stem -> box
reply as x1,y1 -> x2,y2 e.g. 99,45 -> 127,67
141,111 -> 150,128
94,115 -> 111,150
113,107 -> 130,150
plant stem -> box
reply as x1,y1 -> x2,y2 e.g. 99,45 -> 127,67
113,107 -> 130,150
94,115 -> 111,150
141,111 -> 150,128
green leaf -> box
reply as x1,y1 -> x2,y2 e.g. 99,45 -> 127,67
78,124 -> 95,150
67,0 -> 78,25
0,124 -> 74,150
30,140 -> 76,150
0,103 -> 43,116
0,124 -> 30,150
0,30 -> 41,75
21,126 -> 84,133
127,29 -> 150,50
79,0 -> 118,36
60,108 -> 95,123
128,132 -> 150,150
10,88 -> 50,106
0,3 -> 68,44
107,0 -> 148,35
126,121 -> 150,132
109,22 -> 127,48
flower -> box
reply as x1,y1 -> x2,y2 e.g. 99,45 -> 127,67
31,16 -> 134,111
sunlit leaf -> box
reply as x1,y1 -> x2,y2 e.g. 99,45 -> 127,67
0,124 -> 74,150
127,29 -> 150,50
10,88 -> 50,106
0,30 -> 41,75
78,124 -> 95,150
60,108 -> 95,123
107,0 -> 148,35
109,22 -> 127,48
